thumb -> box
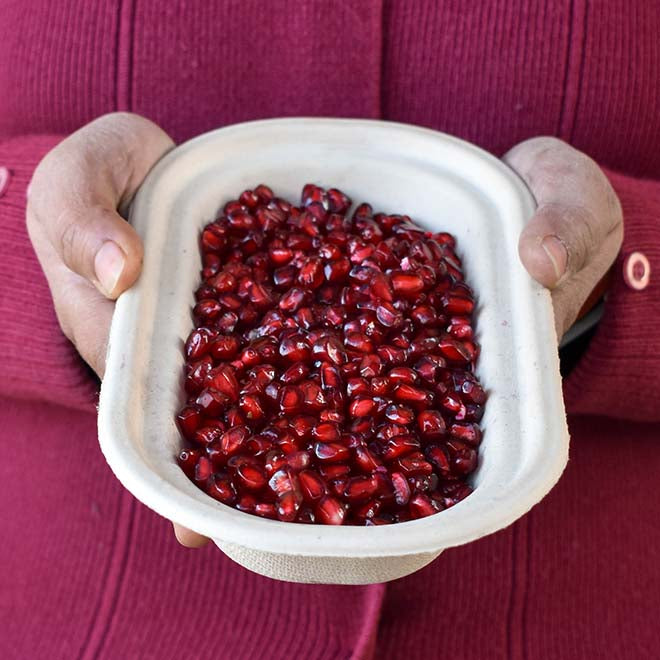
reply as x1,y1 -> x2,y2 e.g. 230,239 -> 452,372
51,204 -> 144,299
517,203 -> 595,289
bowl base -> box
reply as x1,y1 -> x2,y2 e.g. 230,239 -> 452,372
215,540 -> 442,584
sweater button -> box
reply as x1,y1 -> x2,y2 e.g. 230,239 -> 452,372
0,166 -> 10,198
623,251 -> 650,291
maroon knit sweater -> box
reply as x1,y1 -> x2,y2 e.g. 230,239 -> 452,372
1,2 -> 659,659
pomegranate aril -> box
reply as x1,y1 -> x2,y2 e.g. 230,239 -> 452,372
220,426 -> 250,456
349,396 -> 376,418
450,422 -> 482,446
277,489 -> 302,522
314,442 -> 351,463
312,422 -> 341,442
208,366 -> 239,402
442,293 -> 475,315
194,426 -> 224,447
176,406 -> 202,440
185,328 -> 212,360
417,410 -> 447,440
385,404 -> 415,425
315,496 -> 346,525
254,503 -> 277,519
391,472 -> 411,505
344,475 -> 378,502
388,367 -> 418,385
382,435 -> 420,461
354,445 -> 382,472
327,188 -> 351,213
207,473 -> 238,504
298,470 -> 327,501
409,494 -> 436,518
394,384 -> 433,408
195,388 -> 227,417
390,271 -> 424,296
312,336 -> 348,365
396,453 -> 434,476
319,464 -> 351,480
177,448 -> 201,477
194,456 -> 213,484
447,439 -> 478,475
210,335 -> 240,360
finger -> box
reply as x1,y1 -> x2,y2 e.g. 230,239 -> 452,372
503,137 -> 622,288
28,113 -> 174,299
172,523 -> 210,548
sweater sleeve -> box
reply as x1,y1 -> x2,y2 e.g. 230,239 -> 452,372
563,168 -> 660,422
0,135 -> 98,412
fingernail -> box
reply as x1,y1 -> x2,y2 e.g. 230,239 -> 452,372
94,241 -> 125,296
541,235 -> 568,284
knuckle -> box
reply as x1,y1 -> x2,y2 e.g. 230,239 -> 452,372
562,205 -> 598,273
58,213 -> 82,267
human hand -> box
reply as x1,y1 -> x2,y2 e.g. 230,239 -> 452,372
26,112 -> 208,547
504,137 -> 624,338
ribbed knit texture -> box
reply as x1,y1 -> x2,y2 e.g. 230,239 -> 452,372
1,2 -> 659,659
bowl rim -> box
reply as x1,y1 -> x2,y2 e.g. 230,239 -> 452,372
98,117 -> 569,557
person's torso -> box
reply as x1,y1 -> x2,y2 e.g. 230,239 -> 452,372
1,0 -> 658,177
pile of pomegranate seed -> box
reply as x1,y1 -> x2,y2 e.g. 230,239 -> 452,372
176,184 -> 485,525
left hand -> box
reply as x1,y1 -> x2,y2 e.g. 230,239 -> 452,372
503,137 -> 624,338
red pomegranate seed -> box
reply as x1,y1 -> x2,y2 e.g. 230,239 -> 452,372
277,489 -> 303,522
220,426 -> 250,456
312,336 -> 348,365
207,473 -> 237,504
194,426 -> 224,447
349,396 -> 377,418
396,453 -> 434,476
236,462 -> 268,490
382,435 -> 421,461
410,493 -> 436,518
388,367 -> 418,385
195,389 -> 228,417
326,188 -> 352,213
391,472 -> 411,505
177,448 -> 201,477
236,494 -> 257,513
254,503 -> 277,519
299,470 -> 327,501
178,183 -> 484,525
194,456 -> 213,483
384,404 -> 415,425
312,422 -> 341,442
176,406 -> 202,440
319,464 -> 351,480
285,451 -> 311,471
344,475 -> 378,502
450,422 -> 482,446
417,410 -> 447,439
442,293 -> 475,315
315,496 -> 346,525
314,442 -> 351,463
438,337 -> 471,363
390,271 -> 424,296
393,384 -> 432,407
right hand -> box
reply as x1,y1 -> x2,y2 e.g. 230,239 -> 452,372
26,112 -> 208,548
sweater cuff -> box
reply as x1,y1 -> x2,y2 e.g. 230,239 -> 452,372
0,135 -> 98,412
563,168 -> 660,421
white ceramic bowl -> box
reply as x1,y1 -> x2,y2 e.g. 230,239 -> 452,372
98,118 -> 569,584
